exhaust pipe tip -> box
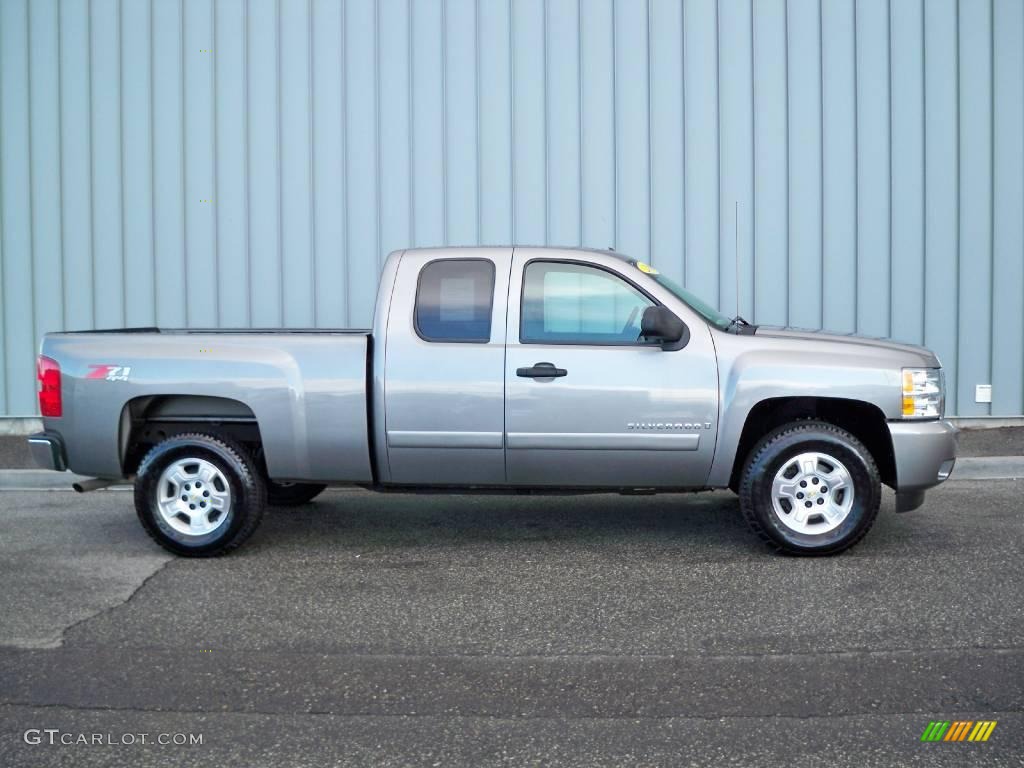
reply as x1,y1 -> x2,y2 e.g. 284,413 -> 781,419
73,478 -> 117,493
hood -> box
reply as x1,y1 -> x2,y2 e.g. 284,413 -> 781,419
754,326 -> 940,368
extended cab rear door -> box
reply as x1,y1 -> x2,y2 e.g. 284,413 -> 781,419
382,248 -> 512,485
503,248 -> 719,488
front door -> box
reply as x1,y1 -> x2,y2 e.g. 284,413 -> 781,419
504,251 -> 719,488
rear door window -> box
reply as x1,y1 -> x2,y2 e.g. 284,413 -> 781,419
415,259 -> 495,342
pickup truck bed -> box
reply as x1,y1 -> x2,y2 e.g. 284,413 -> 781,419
40,329 -> 374,483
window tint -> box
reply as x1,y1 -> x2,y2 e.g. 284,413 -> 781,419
521,261 -> 655,345
415,259 -> 495,342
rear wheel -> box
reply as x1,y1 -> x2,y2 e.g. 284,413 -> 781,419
134,433 -> 266,556
739,420 -> 881,555
266,481 -> 327,507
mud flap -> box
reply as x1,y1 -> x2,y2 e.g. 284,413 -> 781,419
895,489 -> 926,513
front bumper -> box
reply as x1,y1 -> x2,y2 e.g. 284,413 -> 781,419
27,432 -> 67,472
887,419 -> 959,511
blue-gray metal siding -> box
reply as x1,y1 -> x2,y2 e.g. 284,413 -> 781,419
0,0 -> 1021,416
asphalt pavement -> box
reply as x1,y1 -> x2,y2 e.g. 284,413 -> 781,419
0,478 -> 1022,766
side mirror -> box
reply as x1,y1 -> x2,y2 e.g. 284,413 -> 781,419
641,306 -> 687,349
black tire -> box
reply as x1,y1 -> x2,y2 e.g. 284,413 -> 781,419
134,432 -> 266,557
266,481 -> 327,507
739,420 -> 881,556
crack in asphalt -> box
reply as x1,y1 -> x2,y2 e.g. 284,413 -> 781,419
50,557 -> 174,650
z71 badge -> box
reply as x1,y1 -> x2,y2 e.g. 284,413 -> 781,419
86,365 -> 132,382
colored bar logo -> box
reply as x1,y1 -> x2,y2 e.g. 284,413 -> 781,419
921,721 -> 997,742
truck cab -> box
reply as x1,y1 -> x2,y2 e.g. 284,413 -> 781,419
378,247 -> 719,489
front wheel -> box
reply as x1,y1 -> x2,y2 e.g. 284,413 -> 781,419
134,433 -> 266,556
739,420 -> 881,555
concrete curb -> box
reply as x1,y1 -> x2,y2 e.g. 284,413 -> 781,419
1,457 -> 1022,491
0,418 -> 43,437
946,457 -> 1024,481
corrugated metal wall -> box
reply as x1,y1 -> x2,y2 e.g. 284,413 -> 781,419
1,0 -> 1022,417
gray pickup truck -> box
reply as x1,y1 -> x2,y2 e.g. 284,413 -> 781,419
29,246 -> 957,557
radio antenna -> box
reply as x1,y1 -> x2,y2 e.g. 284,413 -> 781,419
734,201 -> 740,318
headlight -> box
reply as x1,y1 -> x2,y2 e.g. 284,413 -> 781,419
902,368 -> 944,419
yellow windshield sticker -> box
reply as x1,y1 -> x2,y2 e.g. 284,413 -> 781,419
635,261 -> 659,275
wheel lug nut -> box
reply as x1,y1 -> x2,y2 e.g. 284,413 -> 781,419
184,484 -> 191,490
804,501 -> 812,508
797,492 -> 804,499
196,482 -> 201,488
820,486 -> 827,493
189,503 -> 196,510
817,498 -> 824,505
799,480 -> 807,488
811,478 -> 819,485
203,491 -> 210,497
200,502 -> 206,508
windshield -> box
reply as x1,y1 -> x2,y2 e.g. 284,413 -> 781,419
621,258 -> 733,330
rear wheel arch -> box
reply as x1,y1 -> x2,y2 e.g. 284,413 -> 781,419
728,397 -> 896,492
120,395 -> 264,476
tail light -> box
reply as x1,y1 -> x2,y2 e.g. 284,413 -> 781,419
37,355 -> 62,417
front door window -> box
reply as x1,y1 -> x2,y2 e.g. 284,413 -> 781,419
520,261 -> 654,346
